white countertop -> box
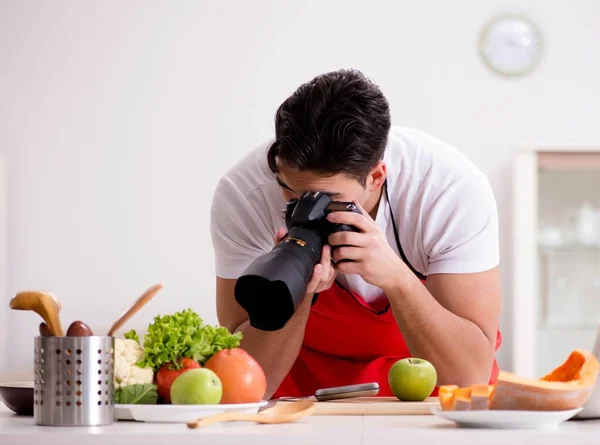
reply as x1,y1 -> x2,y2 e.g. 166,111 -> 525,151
2,402 -> 600,445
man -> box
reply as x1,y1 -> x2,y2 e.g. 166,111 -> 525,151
210,69 -> 502,399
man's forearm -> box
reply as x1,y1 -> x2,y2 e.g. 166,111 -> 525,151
383,273 -> 495,387
234,300 -> 311,399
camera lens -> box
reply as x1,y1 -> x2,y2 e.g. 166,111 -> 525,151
234,226 -> 323,331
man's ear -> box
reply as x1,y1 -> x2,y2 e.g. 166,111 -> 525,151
367,161 -> 387,191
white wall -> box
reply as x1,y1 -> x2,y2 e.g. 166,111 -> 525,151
0,158 -> 7,375
1,0 -> 600,379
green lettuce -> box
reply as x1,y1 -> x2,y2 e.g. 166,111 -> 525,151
114,383 -> 158,404
131,308 -> 242,371
123,329 -> 140,343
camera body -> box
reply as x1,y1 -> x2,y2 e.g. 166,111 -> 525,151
282,191 -> 361,261
234,191 -> 361,331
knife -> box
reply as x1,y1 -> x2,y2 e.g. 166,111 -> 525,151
278,382 -> 380,402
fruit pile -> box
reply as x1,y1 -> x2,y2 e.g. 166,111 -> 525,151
169,349 -> 267,405
113,308 -> 266,405
439,349 -> 599,411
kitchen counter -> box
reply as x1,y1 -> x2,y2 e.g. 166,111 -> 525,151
1,402 -> 600,445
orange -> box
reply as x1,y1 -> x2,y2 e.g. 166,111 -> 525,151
204,348 -> 267,404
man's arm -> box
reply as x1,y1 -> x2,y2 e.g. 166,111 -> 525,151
215,237 -> 336,399
328,171 -> 502,387
216,277 -> 311,399
210,173 -> 337,398
385,172 -> 502,386
330,203 -> 502,386
209,174 -> 306,398
383,266 -> 501,387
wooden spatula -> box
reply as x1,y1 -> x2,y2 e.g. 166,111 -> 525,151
107,283 -> 163,336
186,401 -> 315,429
10,291 -> 65,336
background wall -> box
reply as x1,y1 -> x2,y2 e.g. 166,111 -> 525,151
1,0 -> 599,379
0,158 -> 7,373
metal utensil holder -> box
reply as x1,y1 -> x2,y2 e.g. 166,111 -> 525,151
33,336 -> 115,426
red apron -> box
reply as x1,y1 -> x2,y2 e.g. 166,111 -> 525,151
273,279 -> 502,398
273,180 -> 502,398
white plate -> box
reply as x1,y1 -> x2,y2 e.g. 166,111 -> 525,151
115,401 -> 268,423
431,406 -> 583,429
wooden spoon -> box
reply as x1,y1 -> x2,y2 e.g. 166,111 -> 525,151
40,295 -> 63,336
107,283 -> 163,336
186,401 -> 315,429
50,294 -> 62,312
9,291 -> 65,336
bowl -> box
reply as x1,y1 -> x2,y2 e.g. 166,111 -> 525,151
0,382 -> 33,416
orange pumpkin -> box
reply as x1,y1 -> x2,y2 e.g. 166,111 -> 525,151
489,349 -> 599,411
470,384 -> 493,410
439,384 -> 494,410
439,385 -> 458,410
437,350 -> 599,411
451,387 -> 472,411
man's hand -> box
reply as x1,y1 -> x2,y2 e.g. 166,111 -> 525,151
326,201 -> 407,291
274,228 -> 337,296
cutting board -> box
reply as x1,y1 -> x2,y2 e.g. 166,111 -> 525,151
276,396 -> 439,415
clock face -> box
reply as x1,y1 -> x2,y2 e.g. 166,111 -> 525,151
479,14 -> 543,77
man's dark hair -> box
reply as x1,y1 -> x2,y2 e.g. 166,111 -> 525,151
267,69 -> 391,186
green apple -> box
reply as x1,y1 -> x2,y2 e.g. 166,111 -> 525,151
388,358 -> 437,401
170,368 -> 223,405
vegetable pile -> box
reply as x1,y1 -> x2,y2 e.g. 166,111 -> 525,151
113,308 -> 243,405
132,308 -> 242,370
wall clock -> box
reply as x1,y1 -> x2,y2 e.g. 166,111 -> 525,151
479,14 -> 543,77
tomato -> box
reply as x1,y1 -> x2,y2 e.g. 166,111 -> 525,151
155,357 -> 201,403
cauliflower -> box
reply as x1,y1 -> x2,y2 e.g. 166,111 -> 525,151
114,338 -> 154,389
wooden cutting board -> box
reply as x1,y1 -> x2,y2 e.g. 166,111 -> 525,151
276,396 -> 439,415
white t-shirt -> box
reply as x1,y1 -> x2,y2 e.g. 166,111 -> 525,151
210,126 -> 499,303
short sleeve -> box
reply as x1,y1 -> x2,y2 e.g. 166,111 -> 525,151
210,177 -> 275,279
422,171 -> 500,275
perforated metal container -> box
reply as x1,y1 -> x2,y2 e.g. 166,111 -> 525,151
33,336 -> 115,426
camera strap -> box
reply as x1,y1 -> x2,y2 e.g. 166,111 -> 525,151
383,180 -> 427,281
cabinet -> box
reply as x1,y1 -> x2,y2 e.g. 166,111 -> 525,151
513,148 -> 600,378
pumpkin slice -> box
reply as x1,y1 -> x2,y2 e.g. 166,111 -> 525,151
489,350 -> 600,411
451,387 -> 472,411
470,384 -> 493,410
438,385 -> 458,410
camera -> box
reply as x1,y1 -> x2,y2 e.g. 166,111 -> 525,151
234,191 -> 361,331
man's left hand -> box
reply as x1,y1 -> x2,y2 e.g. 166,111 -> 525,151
327,201 -> 408,291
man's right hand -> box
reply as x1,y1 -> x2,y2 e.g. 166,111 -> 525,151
273,228 -> 337,298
